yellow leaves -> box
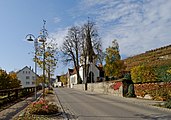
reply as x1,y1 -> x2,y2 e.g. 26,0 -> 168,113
167,67 -> 171,74
36,76 -> 44,85
0,69 -> 21,89
9,73 -> 17,79
60,75 -> 67,85
131,65 -> 157,83
0,69 -> 7,76
105,46 -> 124,78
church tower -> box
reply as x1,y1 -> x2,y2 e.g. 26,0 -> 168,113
85,22 -> 96,63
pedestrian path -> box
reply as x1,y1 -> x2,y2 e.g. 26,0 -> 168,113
0,92 -> 40,120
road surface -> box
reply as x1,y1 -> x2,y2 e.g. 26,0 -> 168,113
54,88 -> 171,120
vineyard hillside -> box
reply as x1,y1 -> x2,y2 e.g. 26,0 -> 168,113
124,45 -> 171,71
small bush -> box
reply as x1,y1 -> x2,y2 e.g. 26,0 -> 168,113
164,99 -> 171,109
21,89 -> 28,96
29,98 -> 58,115
45,89 -> 54,94
126,84 -> 136,97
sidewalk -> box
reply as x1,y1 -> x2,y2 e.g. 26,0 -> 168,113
0,92 -> 41,120
2,89 -> 65,120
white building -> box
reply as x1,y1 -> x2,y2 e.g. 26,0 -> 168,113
66,63 -> 104,88
16,66 -> 39,88
69,68 -> 77,88
53,76 -> 62,87
79,63 -> 104,84
66,68 -> 75,88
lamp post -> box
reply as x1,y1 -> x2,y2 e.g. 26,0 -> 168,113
26,20 -> 47,99
39,37 -> 46,98
38,20 -> 47,98
26,34 -> 38,99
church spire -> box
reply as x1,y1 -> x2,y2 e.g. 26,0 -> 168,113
86,20 -> 95,63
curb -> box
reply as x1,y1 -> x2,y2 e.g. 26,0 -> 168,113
54,90 -> 68,120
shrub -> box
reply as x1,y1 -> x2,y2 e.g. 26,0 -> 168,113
45,89 -> 53,94
134,82 -> 171,101
29,98 -> 58,115
131,65 -> 157,83
124,73 -> 131,81
155,65 -> 171,82
126,84 -> 136,97
164,99 -> 171,109
21,89 -> 28,97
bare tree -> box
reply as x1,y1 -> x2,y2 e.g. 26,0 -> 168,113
61,20 -> 102,87
61,26 -> 81,84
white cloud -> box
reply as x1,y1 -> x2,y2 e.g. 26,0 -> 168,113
53,17 -> 61,24
49,27 -> 69,48
79,0 -> 171,58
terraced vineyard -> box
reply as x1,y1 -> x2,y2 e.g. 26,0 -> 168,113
124,45 -> 171,71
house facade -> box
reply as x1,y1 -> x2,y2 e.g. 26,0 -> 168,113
53,76 -> 62,87
79,63 -> 104,84
65,63 -> 104,88
66,68 -> 76,88
16,66 -> 39,88
69,68 -> 77,88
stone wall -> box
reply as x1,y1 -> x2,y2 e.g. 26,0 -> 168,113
73,80 -> 123,97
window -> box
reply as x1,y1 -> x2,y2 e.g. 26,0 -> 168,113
26,71 -> 27,74
28,71 -> 30,74
26,82 -> 30,85
26,76 -> 30,79
23,71 -> 24,74
32,82 -> 35,85
32,76 -> 35,80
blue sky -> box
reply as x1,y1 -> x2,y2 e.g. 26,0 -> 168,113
0,0 -> 171,76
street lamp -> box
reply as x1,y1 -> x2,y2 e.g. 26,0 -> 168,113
26,34 -> 38,99
38,35 -> 46,98
26,20 -> 47,99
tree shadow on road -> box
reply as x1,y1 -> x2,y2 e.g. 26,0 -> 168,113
64,112 -> 78,119
135,114 -> 171,120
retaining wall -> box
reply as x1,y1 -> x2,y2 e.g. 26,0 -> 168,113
73,80 -> 123,97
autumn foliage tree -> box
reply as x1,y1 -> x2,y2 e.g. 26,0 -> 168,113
0,69 -> 21,90
104,40 -> 125,78
60,75 -> 67,85
131,65 -> 157,83
36,75 -> 44,86
8,72 -> 21,88
36,40 -> 58,85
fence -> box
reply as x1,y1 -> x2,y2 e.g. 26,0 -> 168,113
0,86 -> 41,107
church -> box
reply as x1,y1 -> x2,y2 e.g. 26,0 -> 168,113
67,23 -> 104,88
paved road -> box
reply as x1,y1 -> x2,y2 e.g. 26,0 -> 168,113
54,88 -> 171,120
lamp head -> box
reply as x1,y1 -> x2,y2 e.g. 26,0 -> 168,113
26,34 -> 35,42
38,35 -> 46,43
27,36 -> 34,41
